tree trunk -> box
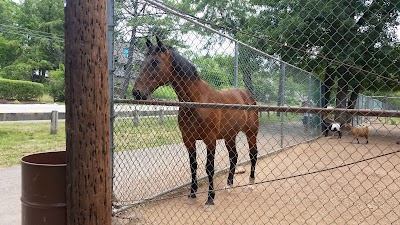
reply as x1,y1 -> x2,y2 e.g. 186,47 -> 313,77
119,28 -> 138,99
347,73 -> 363,109
65,0 -> 111,224
321,66 -> 335,108
335,66 -> 351,124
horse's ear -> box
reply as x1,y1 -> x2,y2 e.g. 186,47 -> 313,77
156,36 -> 163,48
146,38 -> 153,49
155,36 -> 168,52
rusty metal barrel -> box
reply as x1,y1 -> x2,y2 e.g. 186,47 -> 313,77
21,151 -> 66,225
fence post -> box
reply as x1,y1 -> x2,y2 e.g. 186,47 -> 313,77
159,108 -> 164,125
65,0 -> 111,223
50,110 -> 58,135
133,108 -> 139,126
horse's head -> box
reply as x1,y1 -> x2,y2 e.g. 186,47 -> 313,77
132,37 -> 174,100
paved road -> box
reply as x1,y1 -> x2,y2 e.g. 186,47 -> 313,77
0,166 -> 21,225
0,103 -> 65,113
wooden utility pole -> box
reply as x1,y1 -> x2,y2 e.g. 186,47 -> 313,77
64,0 -> 111,224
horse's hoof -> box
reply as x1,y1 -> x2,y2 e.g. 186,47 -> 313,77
224,184 -> 233,192
243,184 -> 254,193
204,204 -> 215,212
186,197 -> 197,205
235,165 -> 246,174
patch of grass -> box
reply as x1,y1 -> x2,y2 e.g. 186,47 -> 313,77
0,117 -> 182,167
0,122 -> 66,167
0,112 -> 301,167
113,117 -> 182,151
259,111 -> 302,123
39,94 -> 56,104
387,118 -> 400,125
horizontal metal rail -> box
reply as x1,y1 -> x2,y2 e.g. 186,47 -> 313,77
114,99 -> 400,117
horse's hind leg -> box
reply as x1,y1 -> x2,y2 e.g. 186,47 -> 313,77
204,140 -> 217,208
185,140 -> 198,205
245,132 -> 258,191
224,137 -> 238,191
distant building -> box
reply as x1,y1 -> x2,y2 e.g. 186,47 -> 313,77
113,42 -> 143,80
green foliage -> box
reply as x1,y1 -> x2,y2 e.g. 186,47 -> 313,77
192,55 -> 233,89
0,34 -> 22,69
0,62 -> 33,80
0,0 -> 64,82
151,85 -> 178,100
0,78 -> 44,100
0,0 -> 18,26
179,0 -> 399,110
48,64 -> 65,102
248,0 -> 399,104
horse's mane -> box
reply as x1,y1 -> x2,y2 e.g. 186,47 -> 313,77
146,42 -> 200,80
167,47 -> 200,80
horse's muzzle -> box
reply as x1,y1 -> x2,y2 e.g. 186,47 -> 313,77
132,90 -> 147,100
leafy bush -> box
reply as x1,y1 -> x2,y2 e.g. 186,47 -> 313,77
151,85 -> 177,100
0,63 -> 33,80
48,65 -> 65,102
0,78 -> 44,100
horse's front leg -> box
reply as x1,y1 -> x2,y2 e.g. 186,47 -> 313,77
186,147 -> 198,205
204,140 -> 216,210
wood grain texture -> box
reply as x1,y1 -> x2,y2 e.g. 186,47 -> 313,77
65,0 -> 111,224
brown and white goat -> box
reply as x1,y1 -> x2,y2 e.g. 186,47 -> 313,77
343,123 -> 369,144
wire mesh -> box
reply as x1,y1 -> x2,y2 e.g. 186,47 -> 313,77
111,0 -> 400,224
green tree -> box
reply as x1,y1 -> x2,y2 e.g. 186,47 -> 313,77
0,34 -> 22,70
48,64 -> 65,102
192,55 -> 234,88
0,0 -> 18,26
175,0 -> 258,94
17,0 -> 64,81
247,0 -> 399,122
114,0 -> 184,98
0,0 -> 64,82
174,0 -> 399,121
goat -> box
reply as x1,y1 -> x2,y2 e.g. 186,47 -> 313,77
343,123 -> 369,144
322,114 -> 342,138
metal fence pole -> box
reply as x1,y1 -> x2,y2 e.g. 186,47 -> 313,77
280,63 -> 286,148
306,74 -> 312,131
107,0 -> 116,204
234,41 -> 239,88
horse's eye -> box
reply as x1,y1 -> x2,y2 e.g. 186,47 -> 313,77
151,60 -> 159,67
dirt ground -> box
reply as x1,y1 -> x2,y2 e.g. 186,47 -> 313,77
113,122 -> 400,225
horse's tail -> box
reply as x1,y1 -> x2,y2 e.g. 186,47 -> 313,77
239,89 -> 257,106
237,89 -> 259,132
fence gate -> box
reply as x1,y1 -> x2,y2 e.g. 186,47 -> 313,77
110,0 -> 400,224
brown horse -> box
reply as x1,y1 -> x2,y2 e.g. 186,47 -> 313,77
132,37 -> 259,210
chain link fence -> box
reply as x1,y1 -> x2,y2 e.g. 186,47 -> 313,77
110,0 -> 400,224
